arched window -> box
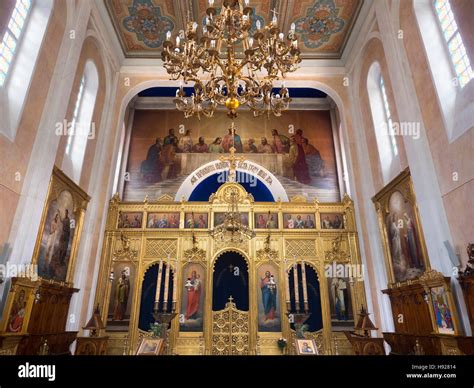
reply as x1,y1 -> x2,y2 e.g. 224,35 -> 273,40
367,62 -> 400,183
0,0 -> 53,140
62,61 -> 99,184
434,0 -> 473,88
413,0 -> 473,142
0,0 -> 32,86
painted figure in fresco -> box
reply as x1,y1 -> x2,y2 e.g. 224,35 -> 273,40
158,215 -> 168,229
302,138 -> 325,178
257,214 -> 266,229
332,215 -> 343,229
192,137 -> 209,153
131,215 -> 141,228
148,214 -> 158,228
222,127 -> 243,153
185,271 -> 202,320
160,137 -> 179,180
286,215 -> 295,229
140,138 -> 163,182
163,128 -> 178,147
389,213 -> 406,269
113,270 -> 130,321
322,216 -> 331,229
169,214 -> 179,228
331,278 -> 349,321
197,215 -> 207,228
266,214 -> 277,229
257,137 -> 274,153
178,129 -> 193,153
403,212 -> 421,269
208,137 -> 224,153
260,271 -> 277,321
45,212 -> 61,272
58,209 -> 71,265
247,138 -> 258,153
271,129 -> 290,154
305,215 -> 315,229
118,212 -> 131,228
295,215 -> 305,229
7,289 -> 26,333
186,215 -> 194,228
289,136 -> 310,184
433,291 -> 453,331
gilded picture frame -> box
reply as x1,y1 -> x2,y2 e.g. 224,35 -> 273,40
0,277 -> 38,335
372,168 -> 430,286
419,270 -> 460,335
295,338 -> 319,355
31,167 -> 90,285
136,338 -> 164,355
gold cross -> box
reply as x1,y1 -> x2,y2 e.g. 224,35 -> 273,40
219,122 -> 245,182
228,295 -> 234,303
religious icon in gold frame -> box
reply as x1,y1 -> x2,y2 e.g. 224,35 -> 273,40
420,270 -> 460,335
372,168 -> 429,285
31,167 -> 90,284
136,338 -> 164,355
295,339 -> 319,355
0,277 -> 37,335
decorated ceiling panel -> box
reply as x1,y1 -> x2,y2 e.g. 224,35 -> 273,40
105,0 -> 362,59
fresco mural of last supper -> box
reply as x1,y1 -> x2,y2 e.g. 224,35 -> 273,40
123,110 -> 341,202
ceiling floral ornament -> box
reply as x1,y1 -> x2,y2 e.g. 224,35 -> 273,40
123,0 -> 174,48
294,0 -> 345,49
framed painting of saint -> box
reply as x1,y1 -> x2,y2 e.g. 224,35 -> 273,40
372,169 -> 429,284
257,263 -> 281,332
327,277 -> 354,330
283,214 -> 316,229
31,167 -> 90,283
295,339 -> 319,355
254,213 -> 279,229
0,277 -> 37,335
118,211 -> 143,229
179,263 -> 206,332
146,212 -> 180,229
420,270 -> 460,335
107,262 -> 135,331
136,338 -> 164,355
184,213 -> 208,229
214,212 -> 248,227
320,213 -> 345,229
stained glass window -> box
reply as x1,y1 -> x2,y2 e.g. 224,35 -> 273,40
380,77 -> 398,157
0,0 -> 32,86
434,0 -> 473,88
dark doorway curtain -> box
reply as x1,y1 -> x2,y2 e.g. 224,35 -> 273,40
212,251 -> 249,311
288,264 -> 323,332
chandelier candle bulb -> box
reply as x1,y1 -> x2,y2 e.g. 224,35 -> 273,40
256,20 -> 261,30
279,32 -> 284,41
166,31 -> 171,41
176,36 -> 180,46
245,0 -> 249,6
291,22 -> 296,32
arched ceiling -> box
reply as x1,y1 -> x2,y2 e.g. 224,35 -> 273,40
105,0 -> 363,59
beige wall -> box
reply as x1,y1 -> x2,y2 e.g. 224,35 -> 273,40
400,0 -> 473,267
0,0 -> 67,246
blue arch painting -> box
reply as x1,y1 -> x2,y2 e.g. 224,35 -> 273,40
188,171 -> 275,202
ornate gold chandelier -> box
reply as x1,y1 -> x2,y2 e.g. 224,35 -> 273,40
161,0 -> 301,119
210,189 -> 255,242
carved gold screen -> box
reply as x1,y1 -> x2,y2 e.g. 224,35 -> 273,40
94,183 -> 366,355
